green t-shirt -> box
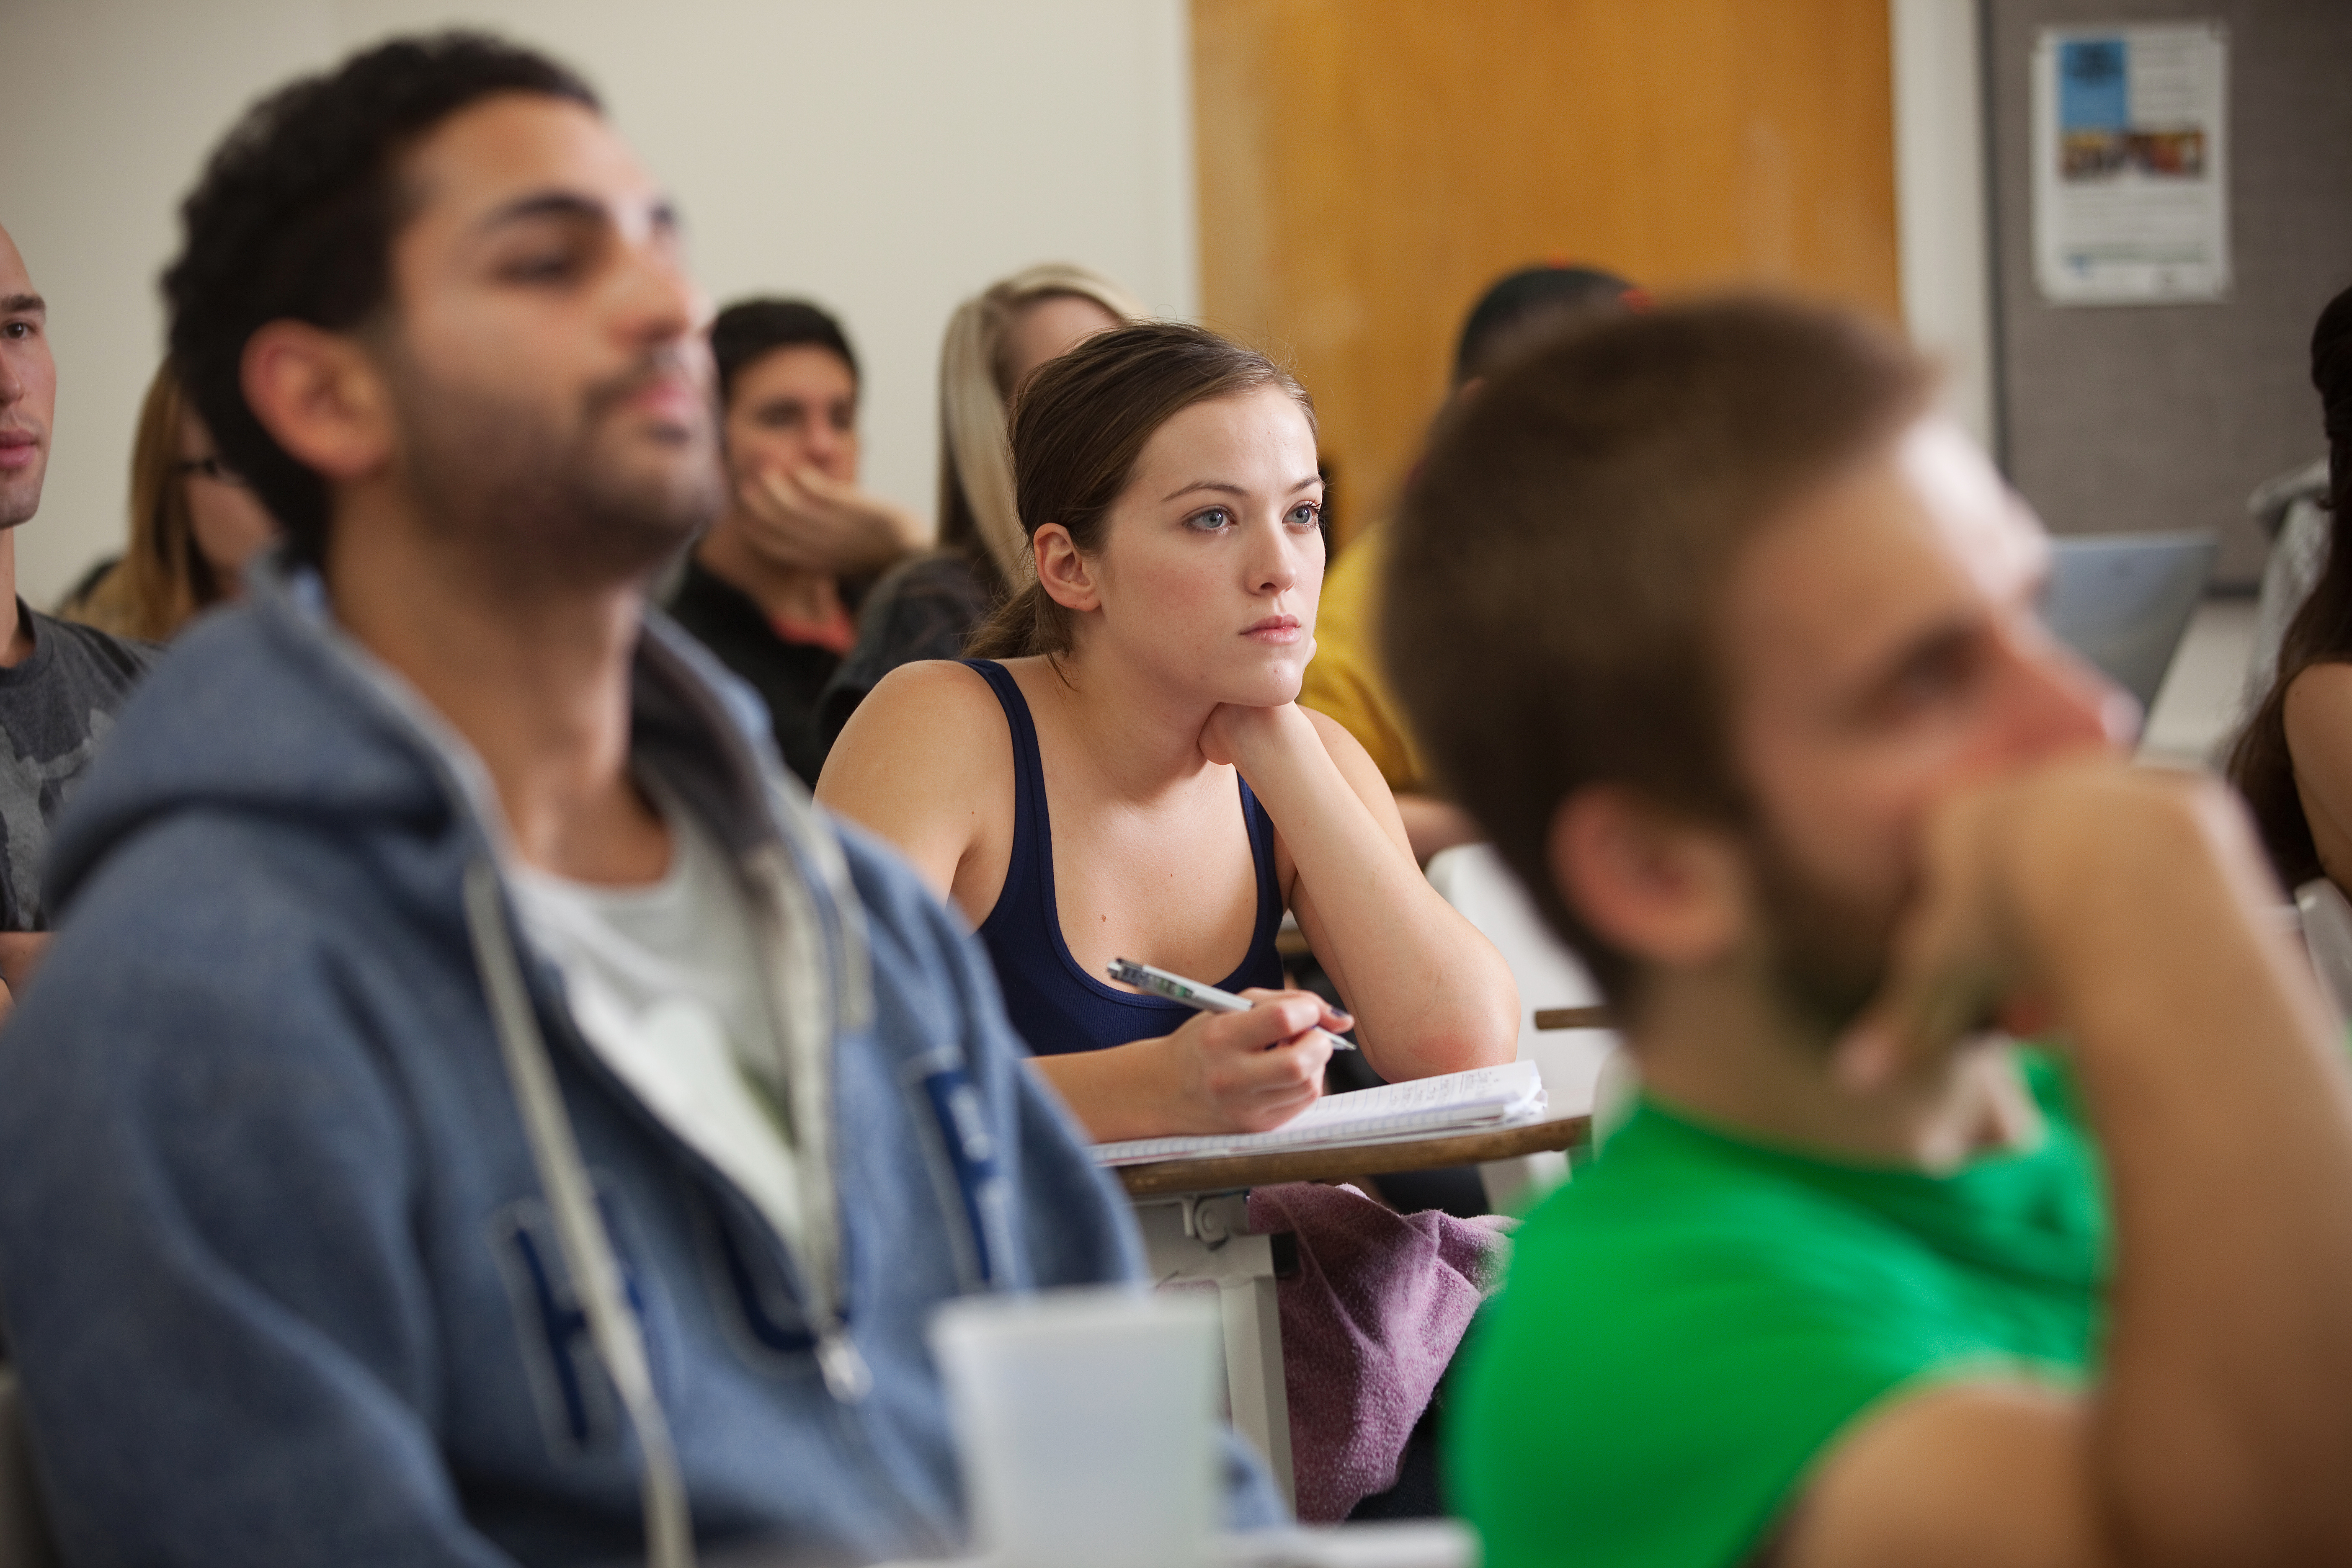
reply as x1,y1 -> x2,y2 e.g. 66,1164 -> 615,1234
1449,1052 -> 2107,1568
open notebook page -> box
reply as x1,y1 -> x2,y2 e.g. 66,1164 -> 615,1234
1091,1059 -> 1547,1167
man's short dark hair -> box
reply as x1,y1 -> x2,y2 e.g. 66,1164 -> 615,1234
710,299 -> 859,410
1385,297 -> 1932,1006
163,33 -> 600,563
1453,264 -> 1640,387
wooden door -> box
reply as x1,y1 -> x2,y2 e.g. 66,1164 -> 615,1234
1192,0 -> 1902,541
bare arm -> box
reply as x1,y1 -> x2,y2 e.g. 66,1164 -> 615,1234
820,665 -> 1347,1141
1027,991 -> 1345,1143
0,931 -> 50,992
1395,793 -> 1483,864
1782,764 -> 2352,1568
1205,703 -> 1517,1081
815,660 -> 1003,905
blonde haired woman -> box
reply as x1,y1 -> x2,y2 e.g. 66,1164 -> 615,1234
60,360 -> 278,641
817,263 -> 1143,737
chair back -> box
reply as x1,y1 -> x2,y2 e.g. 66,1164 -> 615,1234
1424,843 -> 1616,1117
0,1372 -> 58,1568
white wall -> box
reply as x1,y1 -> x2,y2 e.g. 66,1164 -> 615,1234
0,0 -> 1198,606
1890,0 -> 1997,453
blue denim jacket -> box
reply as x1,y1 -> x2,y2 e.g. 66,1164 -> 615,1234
0,562 -> 1279,1566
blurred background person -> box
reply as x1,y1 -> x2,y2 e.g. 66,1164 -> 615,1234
2227,280 -> 2352,895
818,262 -> 1143,740
0,221 -> 156,1009
1301,262 -> 1640,862
58,359 -> 280,641
664,297 -> 921,787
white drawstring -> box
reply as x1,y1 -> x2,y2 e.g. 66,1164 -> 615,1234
464,861 -> 695,1568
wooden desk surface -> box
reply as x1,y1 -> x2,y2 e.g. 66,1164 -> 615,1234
1114,1114 -> 1590,1197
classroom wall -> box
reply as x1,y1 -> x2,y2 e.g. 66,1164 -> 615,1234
0,0 -> 1199,607
1891,0 -> 1994,452
1987,0 -> 2352,585
6,0 -> 2009,608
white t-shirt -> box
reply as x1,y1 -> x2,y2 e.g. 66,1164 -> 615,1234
508,785 -> 804,1254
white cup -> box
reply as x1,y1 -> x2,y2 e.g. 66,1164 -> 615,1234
929,1285 -> 1222,1568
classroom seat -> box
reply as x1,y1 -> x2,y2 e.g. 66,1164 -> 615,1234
1423,844 -> 1619,1208
0,1373 -> 57,1568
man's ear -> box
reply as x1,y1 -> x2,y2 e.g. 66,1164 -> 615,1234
240,321 -> 394,485
1547,785 -> 1746,969
1034,523 -> 1101,614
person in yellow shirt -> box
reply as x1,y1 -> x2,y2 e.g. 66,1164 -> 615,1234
1302,263 -> 1640,859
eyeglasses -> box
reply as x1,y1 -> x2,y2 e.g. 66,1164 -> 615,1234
173,455 -> 248,487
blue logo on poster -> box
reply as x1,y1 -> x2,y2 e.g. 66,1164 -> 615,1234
2059,39 -> 2128,132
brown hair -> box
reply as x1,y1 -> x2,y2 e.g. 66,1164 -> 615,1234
1382,296 -> 1933,1007
58,361 -> 232,641
2226,282 -> 2352,888
966,322 -> 1313,662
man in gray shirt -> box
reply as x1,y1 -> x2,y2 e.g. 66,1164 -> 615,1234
0,222 -> 157,995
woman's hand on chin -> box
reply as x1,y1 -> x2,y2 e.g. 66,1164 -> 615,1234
1148,988 -> 1348,1134
1199,701 -> 1314,772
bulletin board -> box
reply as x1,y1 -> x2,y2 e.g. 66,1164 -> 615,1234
1987,0 -> 2352,585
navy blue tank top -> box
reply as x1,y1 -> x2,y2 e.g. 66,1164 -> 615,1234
962,659 -> 1287,1057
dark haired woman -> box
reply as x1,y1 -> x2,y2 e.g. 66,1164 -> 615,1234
664,297 -> 922,787
818,322 -> 1516,1140
2229,283 -> 2352,891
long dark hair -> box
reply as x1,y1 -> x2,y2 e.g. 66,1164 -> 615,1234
2227,282 -> 2352,887
965,322 -> 1313,661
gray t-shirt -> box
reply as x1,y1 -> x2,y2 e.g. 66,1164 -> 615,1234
508,782 -> 806,1253
0,604 -> 156,929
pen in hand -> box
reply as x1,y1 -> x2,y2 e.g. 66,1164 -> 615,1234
1106,957 -> 1358,1052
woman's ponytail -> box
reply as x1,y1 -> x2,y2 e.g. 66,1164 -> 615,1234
965,580 -> 1065,660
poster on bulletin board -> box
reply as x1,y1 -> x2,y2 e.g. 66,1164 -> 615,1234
2032,22 -> 2229,304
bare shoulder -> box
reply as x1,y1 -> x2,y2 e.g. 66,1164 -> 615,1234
1779,1378 -> 2104,1568
818,660 -> 1008,817
828,658 -> 992,757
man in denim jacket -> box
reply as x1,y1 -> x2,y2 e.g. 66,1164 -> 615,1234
0,33 -> 1276,1567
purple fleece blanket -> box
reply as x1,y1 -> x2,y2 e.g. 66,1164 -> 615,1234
1247,1181 -> 1514,1522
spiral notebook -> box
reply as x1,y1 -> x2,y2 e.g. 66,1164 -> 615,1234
1091,1059 -> 1548,1167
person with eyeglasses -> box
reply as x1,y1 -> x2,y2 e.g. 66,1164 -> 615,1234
0,221 -> 158,1011
60,358 -> 284,640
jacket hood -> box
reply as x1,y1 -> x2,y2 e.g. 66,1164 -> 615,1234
46,561 -> 870,1040
45,567 -> 472,915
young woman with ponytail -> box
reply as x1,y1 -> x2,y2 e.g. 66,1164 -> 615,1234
818,322 -> 1516,1140
2228,282 -> 2352,892
816,263 -> 1144,740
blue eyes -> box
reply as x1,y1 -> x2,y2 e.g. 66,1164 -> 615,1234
1182,501 -> 1323,533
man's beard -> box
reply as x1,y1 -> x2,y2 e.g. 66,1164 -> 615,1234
1745,827 -> 1901,1042
387,346 -> 722,591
